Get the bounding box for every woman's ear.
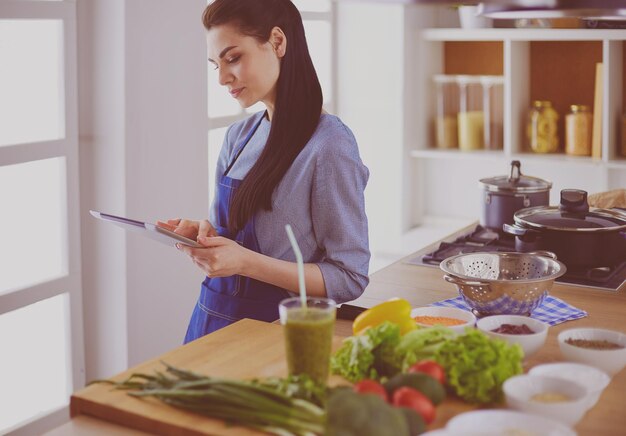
[269,26,287,58]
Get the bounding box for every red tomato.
[392,386,436,424]
[353,379,388,402]
[408,360,446,385]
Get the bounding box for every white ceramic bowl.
[558,328,626,377]
[503,374,590,426]
[529,362,611,408]
[476,314,549,358]
[446,410,575,436]
[410,306,476,334]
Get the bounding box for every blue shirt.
[210,111,370,303]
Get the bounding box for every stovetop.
[407,225,626,292]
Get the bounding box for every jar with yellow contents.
[565,104,592,156]
[457,75,484,151]
[528,100,559,153]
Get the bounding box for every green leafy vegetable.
[396,326,456,371]
[331,323,524,405]
[434,329,524,404]
[330,321,401,382]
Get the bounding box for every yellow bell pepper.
[352,298,416,335]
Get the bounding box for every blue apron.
[184,114,291,343]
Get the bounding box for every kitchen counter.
[62,224,626,435]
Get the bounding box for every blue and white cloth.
[431,295,587,326]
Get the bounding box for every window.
[0,2,84,434]
[206,0,336,206]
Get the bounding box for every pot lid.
[514,189,626,232]
[479,160,552,193]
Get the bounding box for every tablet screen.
[90,210,202,248]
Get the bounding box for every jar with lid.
[528,100,559,153]
[481,75,504,150]
[457,75,484,151]
[565,104,592,156]
[433,75,459,149]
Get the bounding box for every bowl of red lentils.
[558,328,626,377]
[410,306,476,334]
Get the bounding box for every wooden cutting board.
[71,319,346,436]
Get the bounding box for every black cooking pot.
[479,161,552,231]
[503,189,626,269]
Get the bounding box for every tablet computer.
[89,210,202,248]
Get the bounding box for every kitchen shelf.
[510,152,607,166]
[410,148,505,160]
[403,12,626,229]
[410,148,612,166]
[423,28,626,42]
[607,159,626,169]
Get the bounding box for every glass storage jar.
[433,75,459,149]
[528,100,559,153]
[481,76,504,150]
[565,104,592,156]
[457,75,484,151]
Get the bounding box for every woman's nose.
[218,67,232,86]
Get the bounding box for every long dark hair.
[203,0,323,234]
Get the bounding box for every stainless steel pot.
[479,161,552,231]
[504,189,626,268]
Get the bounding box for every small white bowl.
[410,306,476,334]
[503,374,591,426]
[476,315,549,358]
[446,409,575,436]
[558,328,626,377]
[529,362,611,408]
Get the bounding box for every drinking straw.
[285,224,307,308]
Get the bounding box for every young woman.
[159,0,370,343]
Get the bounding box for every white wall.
[123,0,208,367]
[78,0,208,380]
[336,3,474,271]
[78,0,128,380]
[336,2,405,262]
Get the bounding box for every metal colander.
[440,251,567,316]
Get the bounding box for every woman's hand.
[178,235,252,277]
[156,219,217,241]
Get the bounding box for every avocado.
[398,407,426,435]
[383,372,446,405]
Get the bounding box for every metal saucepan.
[479,160,552,231]
[503,189,626,269]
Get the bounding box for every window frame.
[0,1,85,433]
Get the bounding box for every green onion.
[93,362,326,436]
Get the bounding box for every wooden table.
[64,225,626,435]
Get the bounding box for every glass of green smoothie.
[279,297,337,384]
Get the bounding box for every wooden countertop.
[61,225,626,435]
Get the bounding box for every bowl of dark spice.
[558,328,626,377]
[477,315,549,358]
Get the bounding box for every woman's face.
[206,24,282,110]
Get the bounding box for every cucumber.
[383,373,446,405]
